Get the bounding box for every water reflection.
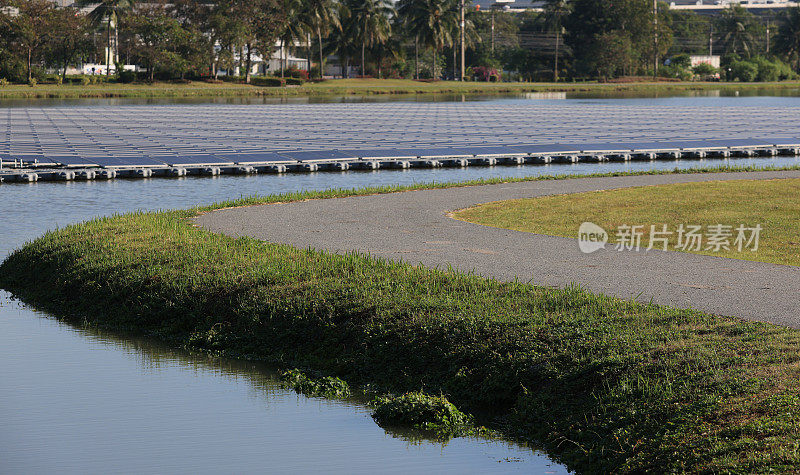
[0,292,565,474]
[2,87,799,108]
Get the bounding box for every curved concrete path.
[196,171,800,328]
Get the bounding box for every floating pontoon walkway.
[2,138,800,183]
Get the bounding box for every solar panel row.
[3,103,800,168]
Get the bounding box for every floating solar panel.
[457,145,522,156]
[161,155,234,167]
[45,155,101,167]
[2,103,800,173]
[347,149,423,159]
[12,154,57,165]
[767,137,800,147]
[411,147,474,158]
[228,152,296,164]
[91,156,169,168]
[278,150,358,161]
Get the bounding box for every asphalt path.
[195,171,800,327]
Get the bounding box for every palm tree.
[419,0,457,80]
[329,2,359,77]
[76,0,137,76]
[717,5,761,58]
[447,2,479,79]
[398,0,456,79]
[348,0,393,76]
[303,0,340,79]
[278,0,308,77]
[396,0,426,79]
[542,0,571,82]
[776,7,800,71]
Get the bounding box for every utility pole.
[766,24,770,54]
[491,7,495,55]
[460,0,465,81]
[709,30,713,56]
[653,0,658,79]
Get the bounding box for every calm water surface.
[2,93,799,474]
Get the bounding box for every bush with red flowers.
[472,66,501,82]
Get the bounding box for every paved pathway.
[196,171,800,328]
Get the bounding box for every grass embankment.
[3,168,800,472]
[455,178,800,267]
[2,78,800,99]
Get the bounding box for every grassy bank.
[455,178,800,267]
[2,78,800,99]
[3,167,800,472]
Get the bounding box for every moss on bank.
[3,167,800,472]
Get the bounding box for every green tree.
[669,10,712,55]
[123,5,188,81]
[248,0,285,81]
[566,0,671,77]
[418,0,458,79]
[75,0,138,76]
[396,0,427,79]
[327,2,358,77]
[168,0,217,76]
[717,5,763,59]
[347,0,393,76]
[592,30,634,79]
[47,7,93,80]
[303,0,341,79]
[278,0,309,77]
[775,7,800,71]
[542,0,571,81]
[0,0,56,82]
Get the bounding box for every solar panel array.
[1,102,799,168]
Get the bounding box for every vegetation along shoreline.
[2,79,800,100]
[3,166,800,472]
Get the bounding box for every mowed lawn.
[455,178,800,266]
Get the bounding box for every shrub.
[659,64,692,81]
[730,61,758,82]
[285,77,304,86]
[219,75,244,83]
[118,70,136,83]
[0,78,8,87]
[282,65,309,80]
[28,77,37,87]
[472,66,501,82]
[372,392,474,435]
[751,56,797,81]
[250,76,285,87]
[669,53,692,69]
[81,75,91,85]
[279,369,351,398]
[692,62,718,77]
[753,56,780,82]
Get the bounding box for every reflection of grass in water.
[6,170,800,472]
[13,296,494,449]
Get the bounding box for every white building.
[226,41,310,76]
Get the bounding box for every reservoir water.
[3,92,800,474]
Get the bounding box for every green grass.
[2,78,800,99]
[454,178,800,267]
[3,167,800,472]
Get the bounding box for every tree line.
[1,0,800,84]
